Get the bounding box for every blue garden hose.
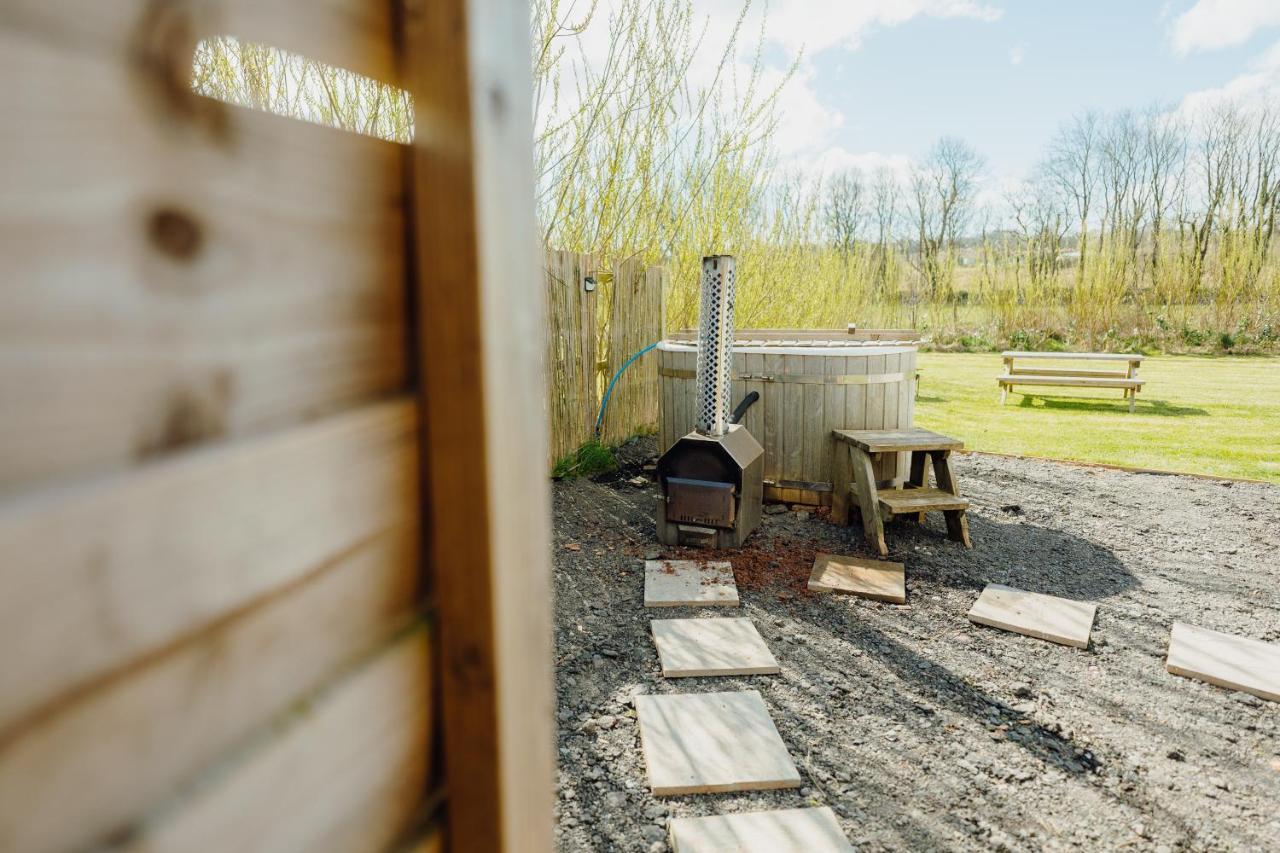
[595,341,660,438]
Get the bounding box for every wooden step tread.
[998,374,1144,388]
[877,487,969,514]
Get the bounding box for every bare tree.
[1044,112,1099,290]
[1218,105,1280,304]
[908,137,985,298]
[1179,103,1240,298]
[825,170,867,263]
[1096,110,1155,290]
[1007,174,1071,289]
[871,167,900,294]
[1143,106,1187,289]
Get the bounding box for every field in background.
[913,353,1279,483]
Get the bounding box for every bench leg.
[907,450,931,523]
[930,450,972,549]
[943,510,971,548]
[1000,385,1007,405]
[1128,389,1136,414]
[851,448,887,556]
[832,443,852,526]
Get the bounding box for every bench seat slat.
[997,374,1144,388]
[1001,351,1144,362]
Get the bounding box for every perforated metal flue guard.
[694,255,736,436]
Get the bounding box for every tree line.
[817,104,1278,349]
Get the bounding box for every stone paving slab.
[644,560,739,607]
[635,690,800,795]
[651,618,779,677]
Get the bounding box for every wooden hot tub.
[657,329,920,506]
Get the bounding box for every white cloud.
[539,0,1006,188]
[1009,44,1026,65]
[750,0,1003,57]
[770,67,845,157]
[1171,0,1280,55]
[1177,37,1280,115]
[737,0,1003,165]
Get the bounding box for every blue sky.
[725,0,1280,182]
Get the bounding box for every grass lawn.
[913,352,1280,484]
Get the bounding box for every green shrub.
[552,440,618,479]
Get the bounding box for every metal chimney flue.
[694,255,736,436]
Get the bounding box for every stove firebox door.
[665,477,736,528]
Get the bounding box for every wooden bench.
[998,351,1145,413]
[831,428,971,556]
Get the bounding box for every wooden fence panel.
[2,0,554,849]
[600,261,665,447]
[545,251,598,465]
[546,253,664,461]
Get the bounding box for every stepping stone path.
[808,552,906,603]
[644,560,739,607]
[619,540,1271,846]
[633,558,855,848]
[1166,622,1280,702]
[669,806,855,853]
[967,583,1098,648]
[651,618,780,677]
[635,690,801,795]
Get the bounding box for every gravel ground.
[552,437,1280,852]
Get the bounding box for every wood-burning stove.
[655,256,763,548]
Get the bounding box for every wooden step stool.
[831,428,971,556]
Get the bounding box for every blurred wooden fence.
[1,2,552,851]
[545,251,665,465]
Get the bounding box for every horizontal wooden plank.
[0,399,418,734]
[114,629,434,853]
[877,487,970,514]
[1002,351,1143,361]
[832,428,963,453]
[0,25,407,494]
[0,523,420,853]
[218,0,400,85]
[997,375,1144,388]
[1,0,397,85]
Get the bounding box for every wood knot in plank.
[135,372,233,459]
[148,207,203,260]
